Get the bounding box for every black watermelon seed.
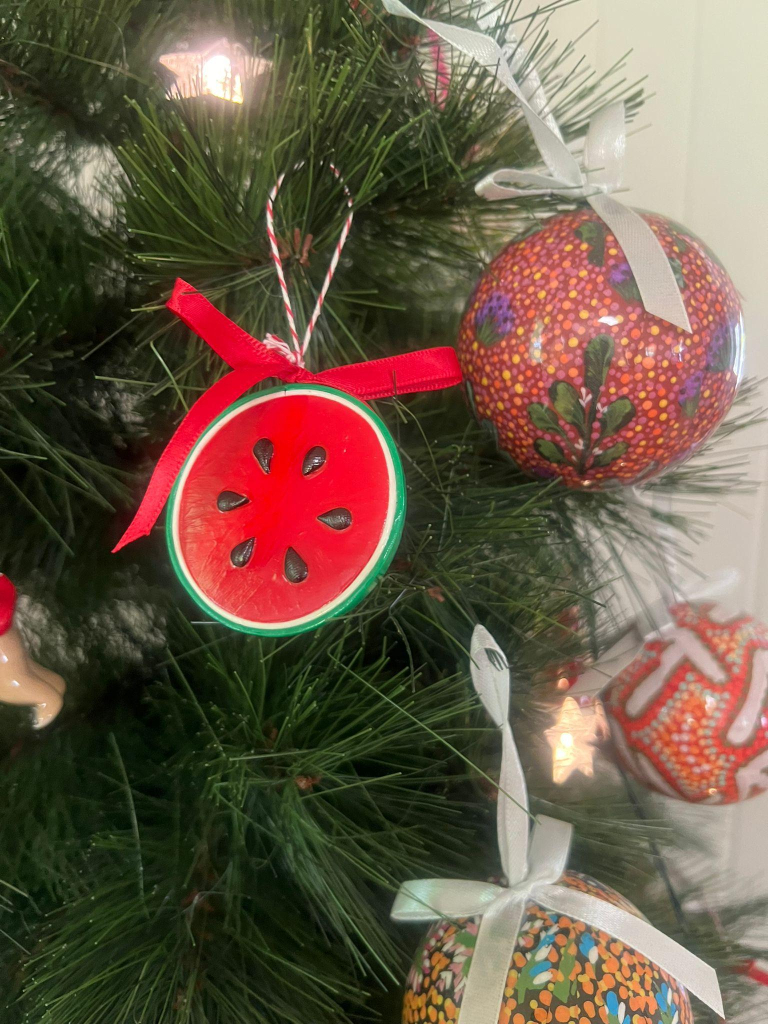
[230,538,255,568]
[302,446,326,476]
[253,438,274,474]
[217,490,249,512]
[317,508,352,531]
[284,547,308,583]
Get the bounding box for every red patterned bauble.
[402,871,693,1024]
[457,209,743,487]
[604,603,768,804]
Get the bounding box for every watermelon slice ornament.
[167,385,405,635]
[114,164,462,635]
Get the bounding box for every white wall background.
[513,0,768,998]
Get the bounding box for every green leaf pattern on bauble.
[574,220,607,266]
[534,438,566,464]
[528,332,636,475]
[550,380,586,432]
[599,396,635,438]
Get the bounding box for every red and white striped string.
[265,161,354,367]
[744,959,768,987]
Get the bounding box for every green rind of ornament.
[166,384,407,637]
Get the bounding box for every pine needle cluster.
[0,1,764,1021]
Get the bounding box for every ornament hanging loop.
[380,0,691,333]
[265,161,354,367]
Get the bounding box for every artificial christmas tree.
[0,1,765,1022]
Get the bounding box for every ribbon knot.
[261,333,304,366]
[390,625,723,1024]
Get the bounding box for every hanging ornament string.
[391,625,724,1024]
[264,162,354,366]
[380,0,691,332]
[113,163,463,553]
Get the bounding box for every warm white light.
[159,38,270,104]
[202,54,243,103]
[545,696,608,785]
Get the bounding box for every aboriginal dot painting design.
[457,209,744,488]
[402,871,692,1024]
[604,602,768,804]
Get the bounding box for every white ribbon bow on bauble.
[381,0,691,333]
[390,625,723,1024]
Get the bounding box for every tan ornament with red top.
[0,575,65,729]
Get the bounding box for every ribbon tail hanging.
[167,279,277,368]
[533,883,725,1017]
[112,366,271,552]
[469,626,529,884]
[458,895,527,1024]
[588,194,692,332]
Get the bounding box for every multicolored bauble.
[604,603,768,804]
[403,871,692,1024]
[458,209,743,488]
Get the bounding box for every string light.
[159,39,271,104]
[545,696,609,784]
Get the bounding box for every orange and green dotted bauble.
[604,602,768,804]
[402,871,693,1024]
[457,208,744,487]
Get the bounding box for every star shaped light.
[545,696,608,784]
[159,39,271,104]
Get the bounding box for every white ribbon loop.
[469,625,528,885]
[391,624,724,1021]
[381,0,691,333]
[392,878,504,922]
[584,100,625,192]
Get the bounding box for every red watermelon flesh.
[168,386,404,634]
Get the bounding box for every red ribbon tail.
[113,367,268,552]
[167,280,273,368]
[315,347,463,400]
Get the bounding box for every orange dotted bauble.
[604,603,768,805]
[402,871,693,1024]
[457,208,744,487]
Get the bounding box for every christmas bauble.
[167,384,405,635]
[458,209,743,487]
[604,603,768,804]
[403,871,692,1024]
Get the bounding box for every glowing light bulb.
[202,53,243,103]
[159,38,270,103]
[545,696,608,784]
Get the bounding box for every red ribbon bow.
[113,279,463,552]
